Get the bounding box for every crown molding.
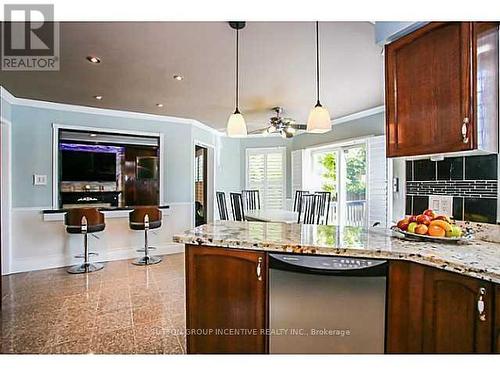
[332,105,385,126]
[1,86,384,138]
[0,85,224,136]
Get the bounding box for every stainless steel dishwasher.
[269,253,387,354]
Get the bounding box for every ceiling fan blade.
[292,124,307,130]
[248,127,271,135]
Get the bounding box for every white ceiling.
[0,22,384,131]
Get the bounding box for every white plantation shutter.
[246,148,286,209]
[291,150,304,193]
[367,136,388,227]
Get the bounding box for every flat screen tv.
[61,150,117,182]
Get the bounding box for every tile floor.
[1,253,186,354]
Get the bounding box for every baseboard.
[8,242,184,274]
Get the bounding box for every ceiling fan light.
[227,111,247,137]
[286,126,296,134]
[307,103,331,133]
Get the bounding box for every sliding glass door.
[309,143,367,226]
[310,150,340,224]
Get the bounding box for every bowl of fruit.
[392,209,470,243]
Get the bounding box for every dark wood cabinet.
[185,245,268,354]
[386,261,425,353]
[385,22,498,157]
[422,265,492,353]
[495,284,500,353]
[387,261,493,353]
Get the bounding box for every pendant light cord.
[315,21,320,106]
[235,28,240,113]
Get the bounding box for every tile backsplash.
[405,155,498,223]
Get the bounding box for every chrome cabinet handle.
[461,117,469,144]
[256,257,263,281]
[477,287,486,322]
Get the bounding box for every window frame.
[245,147,287,210]
[305,139,369,227]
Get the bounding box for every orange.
[428,225,445,237]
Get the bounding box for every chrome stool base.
[132,256,162,266]
[67,262,104,274]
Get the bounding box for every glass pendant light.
[227,22,247,137]
[307,21,331,133]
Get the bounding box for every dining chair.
[230,192,246,221]
[293,190,310,212]
[315,191,332,224]
[216,191,229,220]
[242,189,261,210]
[297,194,320,224]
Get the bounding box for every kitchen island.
[174,221,500,354]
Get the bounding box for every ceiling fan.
[250,107,307,138]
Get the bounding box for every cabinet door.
[422,267,492,353]
[385,22,472,157]
[495,284,500,353]
[185,245,267,354]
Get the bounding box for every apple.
[407,222,418,233]
[446,225,462,238]
[397,218,410,231]
[408,215,417,223]
[416,214,431,226]
[423,209,435,219]
[415,224,429,235]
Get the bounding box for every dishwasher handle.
[269,254,388,277]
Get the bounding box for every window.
[304,136,387,227]
[57,128,160,209]
[246,147,286,209]
[309,145,367,226]
[195,151,204,183]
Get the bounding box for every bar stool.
[65,208,105,274]
[129,206,162,266]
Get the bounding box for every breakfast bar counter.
[174,220,500,284]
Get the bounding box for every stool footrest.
[74,252,99,259]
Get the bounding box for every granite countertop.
[173,220,500,284]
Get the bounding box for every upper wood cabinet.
[385,22,499,157]
[185,245,268,354]
[387,261,493,353]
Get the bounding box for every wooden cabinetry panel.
[387,261,493,353]
[385,22,498,157]
[495,284,500,353]
[386,23,471,157]
[422,267,492,353]
[386,261,425,353]
[185,245,267,354]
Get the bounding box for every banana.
[430,219,452,233]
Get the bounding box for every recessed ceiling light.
[86,56,101,64]
[156,103,164,108]
[173,75,184,81]
[89,133,97,137]
[94,95,103,100]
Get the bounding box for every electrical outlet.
[428,195,453,217]
[33,174,47,186]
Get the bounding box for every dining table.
[245,209,298,224]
